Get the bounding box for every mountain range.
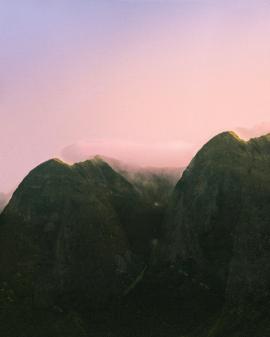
[1,132,270,337]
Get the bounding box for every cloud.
[60,139,195,167]
[235,122,270,140]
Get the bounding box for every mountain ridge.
[163,131,270,336]
[1,132,270,336]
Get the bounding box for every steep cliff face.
[0,157,144,308]
[164,132,270,310]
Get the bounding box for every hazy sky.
[1,0,270,192]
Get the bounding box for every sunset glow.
[1,0,270,191]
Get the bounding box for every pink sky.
[1,1,270,192]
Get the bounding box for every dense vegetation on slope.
[0,156,184,337]
[163,131,270,336]
[0,158,148,310]
[1,133,270,337]
[101,156,182,206]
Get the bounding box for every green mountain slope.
[0,157,146,311]
[2,132,270,337]
[163,131,270,336]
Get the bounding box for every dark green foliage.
[0,156,184,337]
[163,131,270,336]
[0,157,146,311]
[2,132,270,337]
[95,156,182,206]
